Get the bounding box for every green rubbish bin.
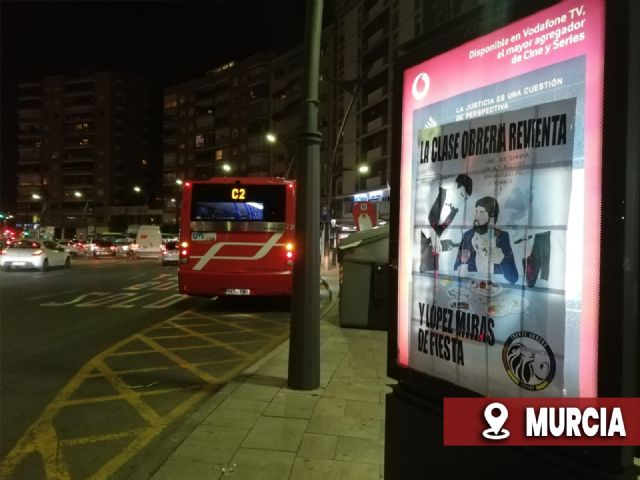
[338,225,389,330]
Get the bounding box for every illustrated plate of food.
[446,288,472,301]
[468,279,504,297]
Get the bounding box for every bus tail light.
[180,241,189,264]
[285,242,294,266]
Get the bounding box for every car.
[58,239,84,257]
[132,225,163,259]
[1,240,71,271]
[161,241,179,266]
[113,237,134,256]
[92,240,117,257]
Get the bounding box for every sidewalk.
[143,267,394,480]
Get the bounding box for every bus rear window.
[191,184,286,222]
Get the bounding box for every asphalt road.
[0,255,293,479]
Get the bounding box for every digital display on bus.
[396,0,605,398]
[191,184,286,222]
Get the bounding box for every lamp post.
[266,133,296,178]
[323,77,366,268]
[133,186,150,224]
[288,0,323,391]
[174,179,184,227]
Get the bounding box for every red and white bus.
[178,177,296,297]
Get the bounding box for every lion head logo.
[502,331,555,391]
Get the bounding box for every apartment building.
[161,0,482,228]
[322,0,484,227]
[162,54,278,226]
[16,71,155,237]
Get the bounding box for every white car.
[1,240,71,271]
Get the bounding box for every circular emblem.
[411,72,430,100]
[502,331,555,391]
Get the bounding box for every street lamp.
[74,191,83,198]
[31,193,41,200]
[131,186,150,224]
[358,164,370,174]
[222,164,232,173]
[323,76,367,268]
[266,133,296,178]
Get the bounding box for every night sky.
[1,0,317,210]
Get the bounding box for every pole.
[289,0,323,390]
[323,81,362,268]
[285,153,296,179]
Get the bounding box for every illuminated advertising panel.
[396,0,605,397]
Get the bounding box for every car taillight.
[1,249,7,255]
[32,249,43,256]
[110,246,116,251]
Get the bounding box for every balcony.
[17,173,42,186]
[365,146,384,162]
[18,145,42,155]
[365,0,384,24]
[215,127,231,141]
[163,153,176,167]
[366,117,384,133]
[64,143,94,151]
[366,57,387,77]
[366,175,385,190]
[366,87,386,105]
[64,104,95,113]
[18,95,42,103]
[196,116,214,129]
[366,29,388,50]
[64,85,95,97]
[195,96,214,107]
[18,131,41,140]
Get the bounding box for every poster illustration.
[396,0,605,398]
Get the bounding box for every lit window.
[215,149,223,161]
[195,135,205,147]
[80,138,89,145]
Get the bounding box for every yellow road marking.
[1,306,289,480]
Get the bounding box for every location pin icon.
[482,402,510,440]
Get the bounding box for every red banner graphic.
[444,398,640,446]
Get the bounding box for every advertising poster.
[397,1,604,398]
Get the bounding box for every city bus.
[178,177,296,297]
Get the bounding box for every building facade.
[16,71,155,237]
[161,0,483,229]
[162,54,277,226]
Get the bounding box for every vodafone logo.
[411,72,430,100]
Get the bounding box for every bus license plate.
[226,289,251,296]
